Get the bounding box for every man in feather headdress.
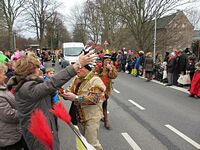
[94,50,118,129]
[61,47,106,150]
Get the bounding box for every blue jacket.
[44,76,59,103]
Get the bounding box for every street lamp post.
[153,4,157,63]
[13,31,17,50]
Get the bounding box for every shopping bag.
[163,70,167,79]
[182,74,191,85]
[178,75,184,85]
[177,74,191,85]
[131,68,137,76]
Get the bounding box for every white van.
[61,42,84,67]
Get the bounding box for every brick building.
[156,10,194,51]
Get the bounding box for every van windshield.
[63,47,83,56]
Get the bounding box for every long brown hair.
[15,56,40,77]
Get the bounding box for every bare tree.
[25,0,60,49]
[0,0,26,50]
[95,0,123,46]
[114,0,197,51]
[71,0,123,47]
[66,4,88,43]
[185,9,200,30]
[72,23,88,43]
[45,12,71,49]
[82,0,102,43]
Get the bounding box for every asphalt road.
[45,62,200,150]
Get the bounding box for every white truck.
[61,42,84,68]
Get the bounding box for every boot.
[103,111,111,130]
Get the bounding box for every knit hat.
[103,54,111,59]
[82,46,96,71]
[103,49,111,59]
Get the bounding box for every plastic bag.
[177,74,191,85]
[131,68,137,76]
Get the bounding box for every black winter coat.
[167,58,176,73]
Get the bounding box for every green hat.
[0,52,9,63]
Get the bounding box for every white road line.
[151,79,165,86]
[165,124,200,149]
[113,88,120,94]
[169,86,189,94]
[121,133,142,150]
[128,100,145,110]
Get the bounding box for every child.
[44,68,60,103]
[189,62,200,98]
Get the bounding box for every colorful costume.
[67,71,106,150]
[190,70,200,97]
[95,54,118,129]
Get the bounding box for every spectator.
[154,52,163,81]
[164,51,170,63]
[7,51,96,150]
[166,52,177,86]
[144,52,154,81]
[189,62,200,98]
[187,55,196,82]
[0,63,28,150]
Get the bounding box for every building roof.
[157,13,176,29]
[193,30,200,41]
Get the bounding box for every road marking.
[114,88,120,94]
[121,133,142,150]
[165,124,200,149]
[169,86,189,94]
[151,79,165,86]
[128,100,145,110]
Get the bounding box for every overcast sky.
[17,0,200,38]
[58,0,86,15]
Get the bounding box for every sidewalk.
[139,76,190,94]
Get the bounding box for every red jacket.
[190,71,200,97]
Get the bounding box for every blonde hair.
[45,68,55,73]
[0,63,8,74]
[14,56,40,76]
[27,51,37,58]
[146,52,152,57]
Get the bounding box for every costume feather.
[50,102,96,150]
[49,101,71,125]
[28,109,53,150]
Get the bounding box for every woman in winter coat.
[0,63,27,150]
[8,52,95,150]
[143,52,154,81]
[186,55,196,82]
[166,52,177,86]
[189,62,200,98]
